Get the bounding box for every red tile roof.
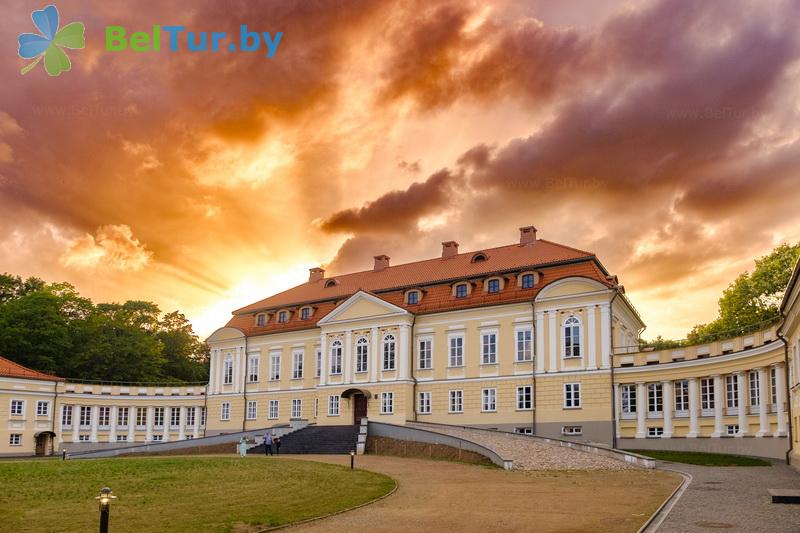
[227,238,616,336]
[0,356,62,382]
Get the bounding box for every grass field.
[627,449,771,466]
[0,456,395,532]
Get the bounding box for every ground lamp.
[350,450,355,470]
[95,487,117,533]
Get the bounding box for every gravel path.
[410,424,634,471]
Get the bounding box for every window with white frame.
[116,435,128,442]
[80,406,91,427]
[151,435,163,442]
[516,328,533,362]
[78,435,91,442]
[521,273,535,289]
[486,278,500,293]
[356,337,369,373]
[328,395,340,416]
[674,380,689,414]
[300,307,312,320]
[515,427,534,435]
[647,427,664,437]
[98,406,110,427]
[315,347,321,377]
[117,407,129,427]
[330,340,343,375]
[647,383,663,415]
[770,367,777,405]
[153,407,164,427]
[726,424,739,435]
[449,390,463,413]
[61,405,73,426]
[201,407,207,426]
[136,407,147,427]
[455,283,468,298]
[449,335,464,367]
[277,310,288,323]
[256,314,266,326]
[749,371,760,407]
[170,407,180,427]
[186,407,195,427]
[407,290,420,304]
[562,426,583,436]
[725,375,738,408]
[268,400,279,419]
[10,399,23,416]
[248,354,260,382]
[220,402,230,421]
[223,356,233,385]
[291,399,302,419]
[380,392,394,414]
[482,388,497,412]
[415,391,430,414]
[517,385,532,410]
[36,401,49,416]
[9,434,21,446]
[563,316,581,357]
[701,378,715,411]
[246,400,257,420]
[292,350,304,379]
[418,338,432,369]
[481,331,497,364]
[621,384,637,415]
[383,334,396,370]
[564,383,581,408]
[270,351,281,381]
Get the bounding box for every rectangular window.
[482,388,497,412]
[151,435,163,442]
[117,407,129,427]
[291,399,302,419]
[153,407,164,427]
[562,426,583,436]
[481,332,497,364]
[564,318,581,358]
[277,311,288,323]
[515,427,533,435]
[380,392,394,414]
[36,401,49,416]
[316,348,321,378]
[648,383,663,414]
[356,339,369,373]
[621,384,637,414]
[61,405,73,427]
[449,335,464,367]
[674,380,689,413]
[517,386,533,410]
[455,284,468,298]
[770,367,777,405]
[246,400,257,420]
[418,392,431,414]
[223,357,233,384]
[78,434,91,442]
[116,435,128,442]
[301,307,311,320]
[171,408,181,427]
[516,328,533,362]
[701,378,715,411]
[10,400,24,416]
[270,351,281,381]
[487,279,500,293]
[330,342,343,375]
[749,371,760,407]
[726,375,738,408]
[726,424,739,436]
[136,407,147,427]
[9,434,21,446]
[448,390,463,413]
[80,406,91,427]
[292,350,304,379]
[97,407,110,427]
[186,407,195,427]
[418,338,432,369]
[248,355,260,382]
[647,427,664,437]
[201,407,207,426]
[220,402,230,421]
[407,291,419,304]
[521,274,535,289]
[564,383,581,408]
[268,400,279,420]
[383,335,396,370]
[328,395,340,416]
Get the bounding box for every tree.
[157,311,209,382]
[0,273,45,303]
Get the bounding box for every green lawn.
[626,449,771,466]
[0,456,395,532]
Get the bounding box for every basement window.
[562,426,583,436]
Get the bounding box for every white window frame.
[136,407,147,427]
[185,408,195,427]
[418,337,432,370]
[329,340,343,375]
[169,407,180,428]
[246,400,257,420]
[382,334,396,371]
[117,407,129,427]
[701,378,715,414]
[291,399,302,419]
[481,388,497,412]
[564,382,581,408]
[647,383,663,418]
[61,405,73,427]
[726,424,739,436]
[515,327,533,362]
[481,330,498,365]
[355,337,369,373]
[418,391,431,414]
[78,435,91,442]
[674,380,689,416]
[269,351,281,381]
[516,385,532,410]
[247,354,260,383]
[268,400,279,420]
[749,371,760,410]
[220,402,231,421]
[448,334,464,367]
[223,356,233,385]
[36,400,50,417]
[98,406,110,427]
[380,392,394,414]
[153,407,164,427]
[328,395,340,416]
[315,347,321,378]
[9,434,22,446]
[80,406,91,427]
[116,435,128,442]
[647,427,664,437]
[562,425,583,436]
[563,316,581,358]
[10,399,24,416]
[448,390,464,413]
[150,435,163,442]
[621,384,637,418]
[725,375,738,412]
[292,349,304,379]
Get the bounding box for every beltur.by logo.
[106,25,283,58]
[17,4,85,76]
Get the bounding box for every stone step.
[768,489,800,504]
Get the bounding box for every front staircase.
[249,425,359,455]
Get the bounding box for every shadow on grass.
[625,449,771,466]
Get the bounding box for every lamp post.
[96,487,116,533]
[62,448,67,461]
[350,450,355,470]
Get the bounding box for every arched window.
[356,336,369,373]
[563,316,581,358]
[406,290,421,305]
[330,340,343,375]
[382,334,396,370]
[471,252,488,263]
[277,310,288,323]
[300,307,312,320]
[324,279,338,288]
[256,314,266,326]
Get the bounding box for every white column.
[756,367,769,437]
[128,405,136,442]
[712,375,724,437]
[209,350,217,394]
[179,406,186,440]
[587,306,597,370]
[548,312,557,372]
[600,304,611,368]
[146,406,154,442]
[163,407,171,442]
[688,378,699,437]
[344,329,352,384]
[319,333,327,386]
[89,405,99,442]
[635,382,646,438]
[72,405,80,442]
[57,404,65,444]
[613,382,621,438]
[109,406,117,442]
[662,380,673,438]
[775,363,787,436]
[736,372,748,436]
[192,406,200,439]
[370,328,379,382]
[535,312,545,373]
[399,324,410,380]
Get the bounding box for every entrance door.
[353,394,368,425]
[35,433,50,456]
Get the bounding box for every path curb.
[638,465,693,533]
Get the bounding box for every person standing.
[238,436,248,457]
[263,432,273,456]
[275,435,282,455]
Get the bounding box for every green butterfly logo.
[18,5,85,76]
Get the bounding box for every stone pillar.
[548,312,557,372]
[613,382,621,438]
[535,312,545,373]
[109,406,118,442]
[146,406,154,442]
[712,375,724,437]
[600,303,611,368]
[192,406,200,439]
[179,406,186,440]
[344,329,352,384]
[90,405,99,443]
[209,350,217,394]
[370,327,379,382]
[399,324,410,380]
[736,372,748,436]
[57,404,65,444]
[688,378,699,437]
[775,363,787,436]
[587,306,597,370]
[662,380,673,438]
[319,333,327,386]
[72,405,80,442]
[128,405,136,442]
[756,367,769,437]
[635,382,646,438]
[163,407,171,442]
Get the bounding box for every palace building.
[2,226,798,466]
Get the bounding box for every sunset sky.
[1,0,799,340]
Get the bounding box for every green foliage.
[0,273,208,383]
[639,336,686,351]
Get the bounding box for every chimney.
[373,255,390,271]
[519,226,538,245]
[441,241,459,259]
[309,267,325,282]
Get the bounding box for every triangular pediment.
[317,291,410,325]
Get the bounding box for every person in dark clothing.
[263,432,273,456]
[274,435,281,455]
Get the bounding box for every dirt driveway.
[284,455,681,533]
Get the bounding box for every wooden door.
[353,394,367,425]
